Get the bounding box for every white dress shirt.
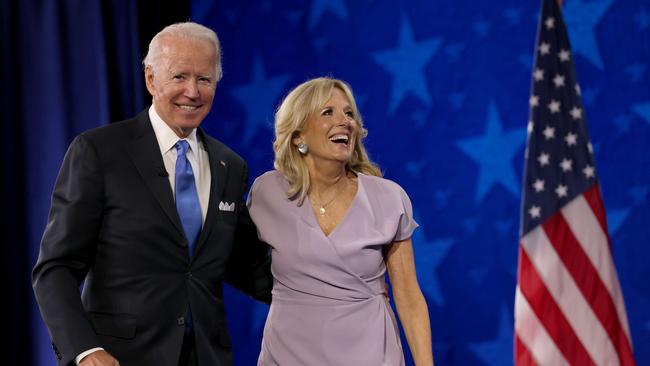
[148,105,211,223]
[75,106,212,364]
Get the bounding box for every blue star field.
[193,0,650,364]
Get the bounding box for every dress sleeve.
[393,186,419,242]
[245,173,275,248]
[246,175,258,209]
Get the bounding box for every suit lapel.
[126,112,185,238]
[194,130,228,255]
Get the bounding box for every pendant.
[319,207,326,215]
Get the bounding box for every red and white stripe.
[515,185,635,366]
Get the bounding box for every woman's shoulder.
[249,170,297,215]
[252,170,290,194]
[358,173,407,196]
[254,169,281,182]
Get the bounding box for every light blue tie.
[175,140,202,257]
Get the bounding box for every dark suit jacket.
[32,110,271,366]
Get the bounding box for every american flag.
[514,1,636,365]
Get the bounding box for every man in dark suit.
[32,22,271,366]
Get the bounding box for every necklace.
[309,178,348,216]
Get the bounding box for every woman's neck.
[307,161,349,196]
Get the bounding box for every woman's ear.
[291,132,303,146]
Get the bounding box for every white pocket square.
[218,201,235,212]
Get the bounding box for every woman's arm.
[386,238,434,365]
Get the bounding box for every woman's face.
[295,88,358,166]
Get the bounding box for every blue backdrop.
[13,0,648,365]
[190,0,650,365]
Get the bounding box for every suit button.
[177,316,185,326]
[185,272,193,279]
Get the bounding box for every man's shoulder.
[80,111,146,141]
[201,132,246,167]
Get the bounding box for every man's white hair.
[143,22,222,81]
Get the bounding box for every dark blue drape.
[20,3,115,364]
[1,1,30,363]
[1,1,187,364]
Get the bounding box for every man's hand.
[79,350,120,366]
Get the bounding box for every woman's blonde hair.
[273,77,381,203]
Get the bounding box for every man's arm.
[226,205,272,303]
[77,349,120,366]
[32,135,105,365]
[224,165,272,303]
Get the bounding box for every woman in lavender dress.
[248,77,434,365]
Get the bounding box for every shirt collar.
[148,105,200,155]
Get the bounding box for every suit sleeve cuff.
[75,347,104,365]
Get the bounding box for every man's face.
[145,36,217,137]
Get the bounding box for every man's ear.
[144,66,155,96]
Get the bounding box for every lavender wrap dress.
[248,170,418,366]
